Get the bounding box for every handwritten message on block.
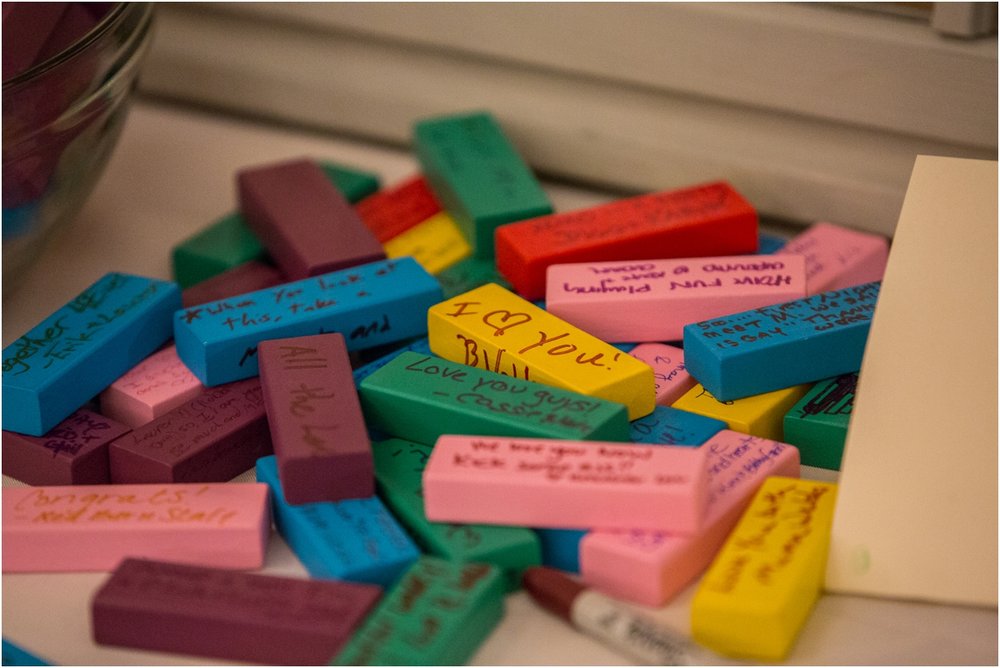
[2,409,130,486]
[360,352,630,445]
[100,345,204,428]
[2,272,180,436]
[383,211,471,275]
[93,558,381,665]
[628,406,726,446]
[259,333,372,504]
[546,255,806,342]
[423,435,711,532]
[581,431,801,606]
[495,181,759,300]
[628,343,697,406]
[427,283,655,420]
[173,257,442,386]
[356,174,442,243]
[332,556,506,666]
[2,482,270,572]
[682,282,880,401]
[783,373,856,470]
[778,221,889,295]
[672,383,811,441]
[691,477,837,661]
[256,455,419,588]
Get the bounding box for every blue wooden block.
[629,406,726,446]
[757,232,787,254]
[683,282,880,401]
[2,273,180,436]
[534,528,587,573]
[2,638,50,666]
[611,342,637,354]
[352,338,432,387]
[255,455,420,588]
[174,257,443,386]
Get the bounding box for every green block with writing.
[414,111,553,258]
[331,556,505,666]
[373,438,541,591]
[436,257,512,300]
[359,352,630,445]
[782,373,856,470]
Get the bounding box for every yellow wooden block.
[691,476,838,661]
[427,283,655,419]
[383,211,472,275]
[671,382,810,440]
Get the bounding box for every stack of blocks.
[1,109,891,665]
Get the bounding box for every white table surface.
[2,101,997,666]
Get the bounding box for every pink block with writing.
[778,222,889,295]
[579,431,800,606]
[423,435,710,532]
[100,345,205,428]
[545,255,807,342]
[2,482,270,572]
[258,333,373,505]
[629,343,695,406]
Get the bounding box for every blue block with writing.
[683,282,880,401]
[353,338,432,387]
[535,528,587,573]
[256,455,419,588]
[174,257,443,386]
[2,273,180,436]
[2,637,50,665]
[629,406,726,446]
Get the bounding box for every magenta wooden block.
[238,158,386,280]
[100,345,204,428]
[258,333,374,505]
[1,409,130,486]
[628,343,696,406]
[778,221,889,295]
[3,482,270,572]
[423,435,711,532]
[181,260,286,308]
[545,255,807,342]
[92,558,381,665]
[108,378,272,484]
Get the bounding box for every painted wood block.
[691,477,837,661]
[258,333,373,504]
[423,435,711,532]
[672,383,810,441]
[436,256,512,300]
[319,162,381,203]
[413,110,553,258]
[92,557,381,665]
[2,482,270,572]
[682,282,880,401]
[757,232,787,254]
[629,406,726,446]
[535,528,588,574]
[628,343,697,406]
[2,638,50,666]
[546,255,806,342]
[427,283,655,420]
[360,352,630,445]
[100,345,204,428]
[495,181,758,300]
[581,431,800,606]
[383,211,472,275]
[331,556,506,666]
[355,174,442,242]
[256,455,419,588]
[778,221,889,295]
[173,257,442,386]
[2,272,180,436]
[352,338,432,387]
[783,373,856,470]
[181,260,285,308]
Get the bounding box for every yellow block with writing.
[383,212,471,275]
[672,382,810,441]
[427,283,655,419]
[691,476,838,661]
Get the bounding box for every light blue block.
[174,257,443,386]
[611,342,637,354]
[2,638,50,665]
[757,232,787,254]
[683,282,880,401]
[256,455,420,588]
[352,338,432,387]
[2,273,180,436]
[535,528,587,573]
[629,406,726,445]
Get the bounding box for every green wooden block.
[331,556,505,666]
[359,352,630,445]
[320,162,381,203]
[373,438,541,591]
[436,257,511,300]
[783,372,856,470]
[413,111,553,259]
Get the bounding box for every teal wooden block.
[783,373,856,470]
[436,257,511,300]
[629,405,726,446]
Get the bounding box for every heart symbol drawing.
[482,310,532,337]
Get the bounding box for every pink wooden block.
[100,345,205,428]
[2,482,271,572]
[579,431,800,606]
[423,435,710,532]
[629,343,695,406]
[545,255,807,342]
[778,221,889,295]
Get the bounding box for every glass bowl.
[2,3,155,292]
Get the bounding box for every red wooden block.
[355,174,442,243]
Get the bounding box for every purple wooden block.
[181,260,286,308]
[92,557,382,665]
[237,158,386,280]
[108,378,272,483]
[1,408,130,485]
[258,333,374,504]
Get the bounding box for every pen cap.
[522,566,586,621]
